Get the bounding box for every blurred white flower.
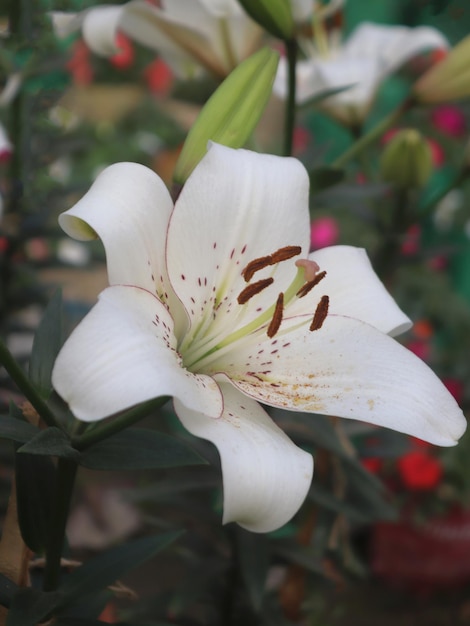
[274,20,449,126]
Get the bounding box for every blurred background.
[1,0,470,624]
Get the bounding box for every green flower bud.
[380,129,433,189]
[173,47,279,185]
[237,0,294,41]
[413,35,470,104]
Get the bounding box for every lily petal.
[119,0,232,78]
[167,143,310,337]
[214,315,466,447]
[52,286,223,421]
[345,23,449,75]
[58,162,186,329]
[82,6,123,57]
[288,246,411,337]
[174,382,313,532]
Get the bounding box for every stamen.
[267,293,284,338]
[237,278,274,305]
[270,246,302,263]
[309,295,329,331]
[296,271,327,298]
[241,255,272,282]
[242,246,302,282]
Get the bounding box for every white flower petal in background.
[82,5,123,57]
[274,19,448,125]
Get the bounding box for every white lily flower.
[274,21,449,126]
[51,1,262,80]
[52,143,465,533]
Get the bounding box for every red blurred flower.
[401,224,421,256]
[443,377,464,404]
[67,39,93,85]
[110,32,134,70]
[292,126,311,156]
[397,450,443,491]
[431,104,467,137]
[310,216,339,250]
[144,58,173,96]
[362,457,383,474]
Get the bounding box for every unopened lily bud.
[237,0,294,40]
[173,47,279,185]
[380,129,433,189]
[413,34,470,104]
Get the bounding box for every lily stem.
[43,458,77,592]
[331,97,415,170]
[0,338,58,428]
[72,396,170,451]
[283,38,298,157]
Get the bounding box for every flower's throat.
[182,246,329,372]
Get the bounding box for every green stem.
[43,458,77,592]
[374,188,410,279]
[73,396,170,451]
[0,338,58,428]
[331,97,414,170]
[283,38,298,157]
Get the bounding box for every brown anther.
[271,245,302,264]
[237,277,274,304]
[309,295,329,331]
[296,271,327,298]
[241,255,273,282]
[267,293,284,338]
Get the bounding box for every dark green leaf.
[79,428,206,470]
[59,532,183,606]
[17,427,80,461]
[309,166,345,194]
[15,450,56,553]
[236,527,268,612]
[29,290,64,398]
[0,415,40,443]
[272,539,324,575]
[6,587,61,626]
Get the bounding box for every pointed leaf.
[17,427,80,461]
[29,290,64,398]
[15,450,56,553]
[79,428,206,470]
[59,531,183,606]
[0,415,40,443]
